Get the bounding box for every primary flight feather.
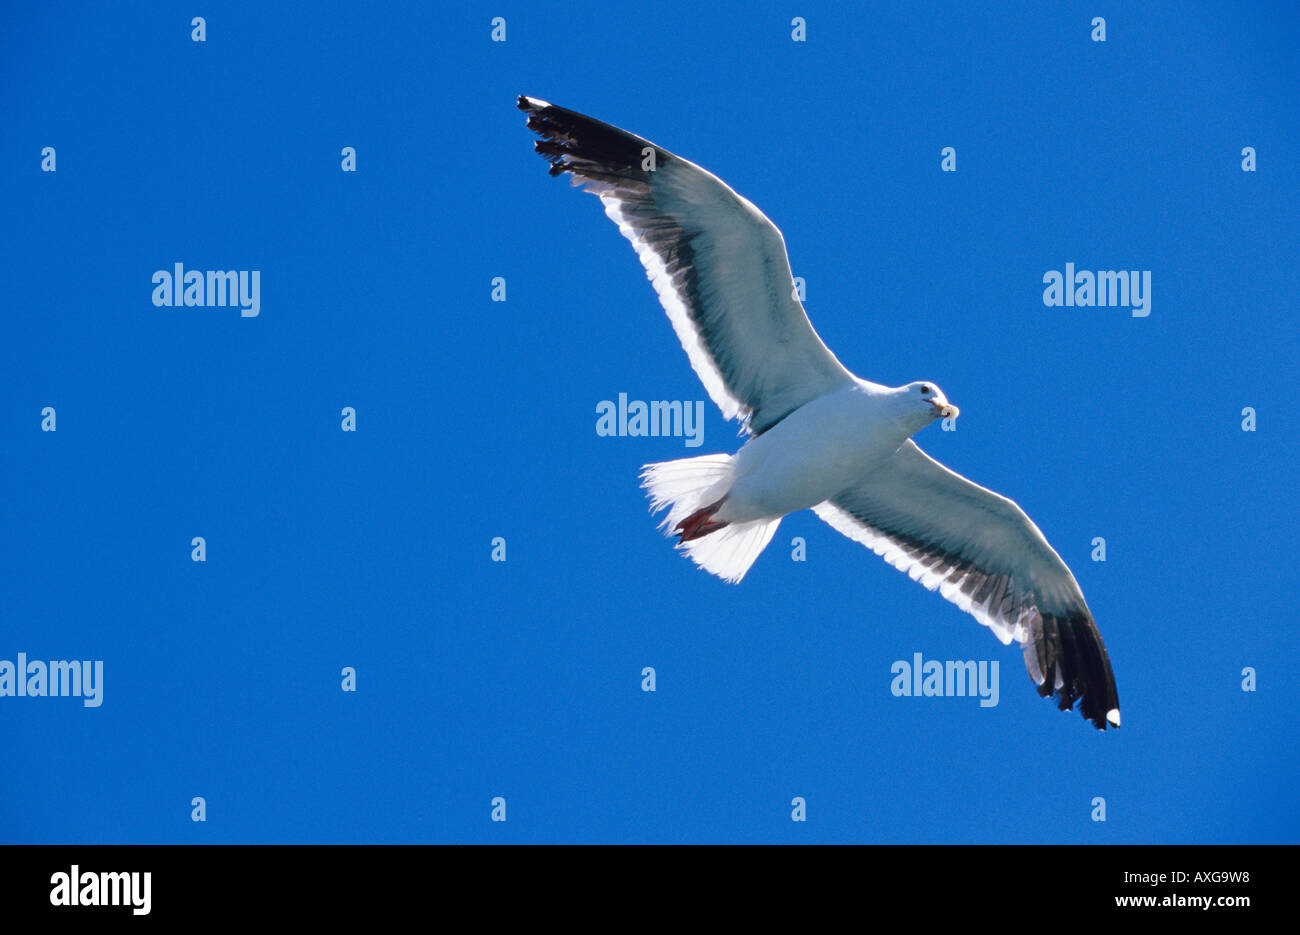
[518,95,1120,731]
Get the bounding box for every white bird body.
[723,382,911,524]
[519,95,1121,730]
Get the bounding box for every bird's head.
[895,381,959,433]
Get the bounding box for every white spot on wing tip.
[1107,708,1121,727]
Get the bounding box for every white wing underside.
[812,441,1079,648]
[814,440,1120,728]
[520,95,854,436]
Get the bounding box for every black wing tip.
[516,95,667,183]
[1032,611,1121,731]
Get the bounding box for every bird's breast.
[722,389,904,522]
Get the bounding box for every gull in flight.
[518,96,1120,730]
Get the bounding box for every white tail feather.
[639,454,780,584]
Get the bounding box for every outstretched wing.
[518,95,856,436]
[814,440,1121,730]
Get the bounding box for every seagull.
[518,95,1121,731]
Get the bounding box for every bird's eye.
[920,384,931,395]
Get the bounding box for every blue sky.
[2,1,1296,843]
